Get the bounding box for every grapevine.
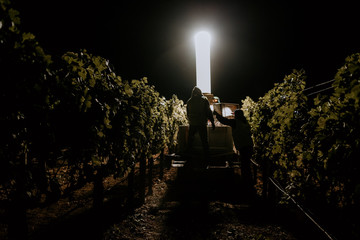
[0,1,187,238]
[243,56,360,210]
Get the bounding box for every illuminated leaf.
[317,117,326,129]
[8,8,20,25]
[85,100,91,109]
[79,69,87,81]
[124,84,133,97]
[131,106,139,111]
[80,96,85,104]
[22,32,35,42]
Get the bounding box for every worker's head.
[234,109,245,121]
[191,86,202,97]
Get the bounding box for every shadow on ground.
[156,158,329,240]
[158,161,265,239]
[28,158,330,240]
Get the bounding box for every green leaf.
[79,69,87,81]
[85,100,92,109]
[22,32,35,42]
[92,156,101,166]
[8,8,20,25]
[131,106,139,111]
[124,84,133,97]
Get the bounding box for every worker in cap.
[186,86,215,166]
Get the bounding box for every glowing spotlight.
[195,31,211,94]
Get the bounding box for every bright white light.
[195,31,211,93]
[222,107,233,117]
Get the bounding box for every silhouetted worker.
[186,86,215,166]
[213,109,253,185]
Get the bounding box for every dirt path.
[25,160,323,240]
[103,165,301,240]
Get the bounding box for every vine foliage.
[242,55,360,210]
[0,0,187,217]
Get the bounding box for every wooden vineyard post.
[148,156,154,195]
[159,149,164,180]
[8,156,28,240]
[139,155,146,204]
[252,164,258,186]
[262,159,269,201]
[127,164,135,211]
[267,163,277,204]
[93,167,104,211]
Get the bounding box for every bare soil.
[1,160,315,240]
[102,163,300,240]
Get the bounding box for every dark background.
[13,0,360,103]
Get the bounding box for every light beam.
[195,31,211,94]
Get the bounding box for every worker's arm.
[204,99,215,129]
[213,111,235,128]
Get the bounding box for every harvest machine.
[172,93,241,169]
[169,31,241,169]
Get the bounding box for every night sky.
[14,0,360,104]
